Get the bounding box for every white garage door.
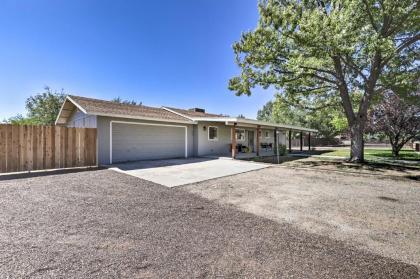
[111,122,187,163]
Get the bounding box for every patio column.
[256,125,261,156]
[274,128,278,153]
[300,132,303,151]
[308,132,311,150]
[231,123,237,159]
[288,130,292,153]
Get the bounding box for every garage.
[110,121,187,163]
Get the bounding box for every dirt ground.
[0,169,418,278]
[247,156,420,178]
[182,165,420,269]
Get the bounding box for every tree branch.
[382,33,420,66]
[362,0,379,32]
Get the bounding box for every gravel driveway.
[0,169,418,278]
[182,166,420,270]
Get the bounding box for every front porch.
[229,123,315,159]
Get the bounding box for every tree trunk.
[392,146,400,158]
[349,122,364,162]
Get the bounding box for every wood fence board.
[54,126,61,169]
[62,127,67,168]
[37,126,44,170]
[0,125,97,173]
[6,125,12,172]
[27,126,33,171]
[10,125,19,172]
[0,125,6,172]
[32,126,37,170]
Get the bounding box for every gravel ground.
[182,166,420,271]
[0,169,418,278]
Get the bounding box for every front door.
[247,131,255,152]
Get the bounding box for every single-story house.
[55,95,317,165]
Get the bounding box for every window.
[236,129,245,141]
[208,126,218,141]
[264,131,270,138]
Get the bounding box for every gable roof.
[55,95,193,125]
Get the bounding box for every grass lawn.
[322,148,420,161]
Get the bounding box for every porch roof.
[194,117,318,133]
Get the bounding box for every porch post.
[300,132,303,151]
[274,128,278,153]
[256,125,261,156]
[231,123,237,159]
[288,130,292,153]
[308,132,311,151]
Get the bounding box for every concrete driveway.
[109,157,269,187]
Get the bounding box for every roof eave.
[55,96,88,125]
[192,117,317,132]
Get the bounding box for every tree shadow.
[290,159,420,174]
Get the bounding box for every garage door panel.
[112,123,185,163]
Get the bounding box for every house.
[55,95,317,165]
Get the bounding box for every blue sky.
[0,0,274,120]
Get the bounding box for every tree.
[4,114,38,125]
[368,91,420,157]
[229,0,419,162]
[4,87,66,125]
[111,97,142,106]
[25,87,66,125]
[257,95,347,139]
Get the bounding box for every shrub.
[276,144,287,156]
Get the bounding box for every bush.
[276,144,287,156]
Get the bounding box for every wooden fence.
[0,125,97,173]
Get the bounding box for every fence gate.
[0,125,97,173]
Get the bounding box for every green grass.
[322,148,420,161]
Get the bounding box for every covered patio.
[225,119,317,159]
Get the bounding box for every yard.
[321,148,420,161]
[0,162,419,278]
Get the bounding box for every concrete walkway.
[109,157,269,187]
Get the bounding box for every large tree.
[368,91,420,157]
[229,0,419,162]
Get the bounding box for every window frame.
[235,128,246,141]
[208,126,219,141]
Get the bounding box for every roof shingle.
[68,95,192,122]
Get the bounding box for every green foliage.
[331,115,348,134]
[257,94,348,138]
[277,144,287,156]
[4,114,39,125]
[5,87,66,125]
[111,97,142,106]
[229,0,419,161]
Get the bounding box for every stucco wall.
[97,116,195,165]
[196,122,232,156]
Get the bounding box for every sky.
[0,0,275,120]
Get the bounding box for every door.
[111,122,187,163]
[247,130,255,152]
